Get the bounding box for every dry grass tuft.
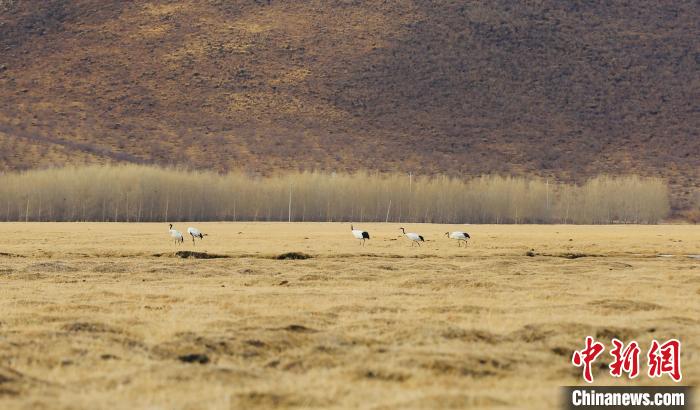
[275,252,313,260]
[174,251,229,259]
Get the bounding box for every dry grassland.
[0,223,698,409]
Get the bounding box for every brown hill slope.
[0,1,698,208]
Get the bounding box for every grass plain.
[0,222,698,409]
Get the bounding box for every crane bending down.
[187,227,208,245]
[351,225,370,246]
[445,231,470,247]
[399,227,424,246]
[169,224,184,245]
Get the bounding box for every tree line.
[0,165,670,224]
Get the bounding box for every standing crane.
[169,224,184,245]
[187,226,208,245]
[445,231,470,247]
[351,225,370,246]
[399,227,425,246]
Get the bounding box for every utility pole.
[288,184,292,222]
[385,200,392,223]
[546,178,550,222]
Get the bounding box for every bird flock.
[168,224,208,246]
[169,224,470,248]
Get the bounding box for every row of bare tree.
[0,165,670,224]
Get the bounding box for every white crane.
[399,227,424,246]
[445,231,470,247]
[169,224,184,245]
[187,226,208,245]
[350,224,370,246]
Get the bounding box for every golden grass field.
[0,223,698,409]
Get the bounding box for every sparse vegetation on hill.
[0,1,697,210]
[0,165,670,224]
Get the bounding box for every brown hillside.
[0,1,698,208]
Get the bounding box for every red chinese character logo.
[648,339,682,382]
[609,338,640,378]
[572,336,605,383]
